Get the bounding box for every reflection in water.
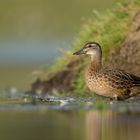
[0,110,85,140]
[0,107,140,140]
[0,106,140,140]
[86,110,140,140]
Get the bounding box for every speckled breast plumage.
[85,68,115,97]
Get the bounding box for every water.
[0,109,85,140]
[1,109,140,140]
[0,94,140,140]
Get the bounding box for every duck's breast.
[85,71,115,97]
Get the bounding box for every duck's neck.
[89,60,102,72]
[89,55,102,72]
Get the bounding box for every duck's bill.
[73,49,85,55]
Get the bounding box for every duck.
[73,42,140,100]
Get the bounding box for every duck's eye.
[88,44,93,48]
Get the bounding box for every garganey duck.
[73,42,140,100]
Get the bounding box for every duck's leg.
[109,95,120,101]
[113,89,131,101]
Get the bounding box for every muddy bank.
[30,59,80,95]
[107,11,140,75]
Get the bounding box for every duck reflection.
[86,110,140,140]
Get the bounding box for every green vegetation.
[0,0,115,38]
[46,0,140,96]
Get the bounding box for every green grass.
[45,0,140,96]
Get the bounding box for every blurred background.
[0,0,116,90]
[1,1,140,140]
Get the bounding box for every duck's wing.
[104,68,140,87]
[127,73,140,86]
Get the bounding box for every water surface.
[0,102,140,140]
[0,94,140,140]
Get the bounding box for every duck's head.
[73,42,102,60]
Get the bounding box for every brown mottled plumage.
[73,42,140,100]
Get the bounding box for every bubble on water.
[24,98,28,103]
[110,101,114,105]
[59,100,69,106]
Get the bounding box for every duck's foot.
[111,94,131,101]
